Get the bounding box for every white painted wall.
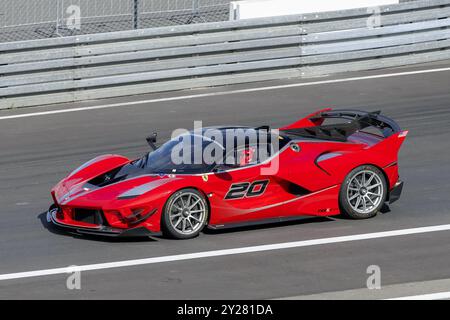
[230,0,399,20]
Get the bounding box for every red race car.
[47,109,407,239]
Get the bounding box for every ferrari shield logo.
[202,174,208,182]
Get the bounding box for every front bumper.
[46,207,159,238]
[389,180,404,204]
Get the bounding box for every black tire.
[339,165,387,219]
[161,188,209,239]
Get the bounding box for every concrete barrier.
[0,0,449,109]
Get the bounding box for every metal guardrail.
[1,0,449,109]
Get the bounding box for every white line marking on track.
[1,66,450,121]
[1,224,450,281]
[387,291,450,300]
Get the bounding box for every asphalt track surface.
[0,61,450,299]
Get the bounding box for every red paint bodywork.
[50,110,407,235]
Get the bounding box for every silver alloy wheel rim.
[169,192,206,235]
[347,170,384,214]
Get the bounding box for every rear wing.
[280,109,404,142]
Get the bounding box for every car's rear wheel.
[162,188,208,239]
[339,165,387,219]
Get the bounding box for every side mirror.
[146,132,158,151]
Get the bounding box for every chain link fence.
[0,0,232,43]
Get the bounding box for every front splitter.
[46,208,160,238]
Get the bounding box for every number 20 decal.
[225,180,269,200]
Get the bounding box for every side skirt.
[208,215,320,230]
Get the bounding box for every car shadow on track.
[37,212,336,242]
[203,216,335,235]
[204,204,392,235]
[37,212,156,243]
[37,205,392,242]
[329,204,392,221]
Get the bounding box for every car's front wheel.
[161,188,209,239]
[339,165,387,219]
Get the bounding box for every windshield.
[134,129,289,174]
[135,134,221,174]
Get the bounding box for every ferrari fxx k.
[48,109,407,239]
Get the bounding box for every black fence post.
[133,0,139,29]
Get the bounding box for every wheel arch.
[160,186,212,224]
[339,163,388,219]
[344,162,390,203]
[347,163,389,186]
